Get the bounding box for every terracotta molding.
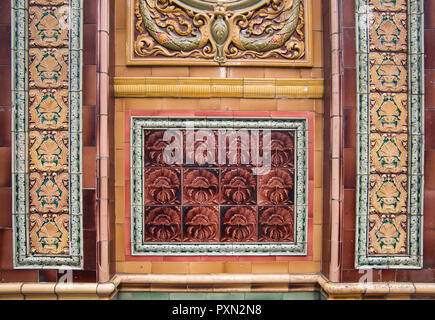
[328,0,343,283]
[0,282,117,300]
[113,77,324,99]
[96,0,111,282]
[2,275,435,299]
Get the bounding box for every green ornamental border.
[355,0,424,269]
[11,0,83,268]
[130,117,308,255]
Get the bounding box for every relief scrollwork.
[133,0,308,65]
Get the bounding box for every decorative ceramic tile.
[128,0,312,66]
[12,0,82,268]
[370,93,407,132]
[369,53,407,92]
[369,0,407,12]
[369,12,407,52]
[29,89,69,130]
[369,174,407,214]
[370,133,408,173]
[29,5,69,47]
[130,117,308,255]
[356,0,423,268]
[368,213,407,254]
[28,48,69,88]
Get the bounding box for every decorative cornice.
[113,77,324,99]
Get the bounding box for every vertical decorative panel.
[12,0,83,268]
[355,0,424,268]
[130,117,308,255]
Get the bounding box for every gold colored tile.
[29,89,69,130]
[151,262,190,274]
[29,131,69,172]
[369,174,407,214]
[115,149,125,187]
[370,93,408,133]
[313,225,322,262]
[251,262,289,274]
[115,224,125,262]
[370,133,408,174]
[314,151,323,188]
[115,111,124,149]
[368,214,407,255]
[313,188,323,225]
[189,262,225,274]
[369,12,407,52]
[28,48,69,88]
[29,6,69,48]
[115,186,125,224]
[225,262,252,273]
[369,53,407,93]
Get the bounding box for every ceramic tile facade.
[11,0,83,268]
[129,117,309,255]
[355,0,424,268]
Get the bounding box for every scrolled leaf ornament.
[133,0,307,64]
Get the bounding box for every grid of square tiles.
[143,129,296,243]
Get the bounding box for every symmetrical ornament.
[128,0,312,66]
[130,117,308,255]
[12,0,83,268]
[355,0,424,268]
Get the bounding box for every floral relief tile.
[369,12,407,52]
[185,130,219,167]
[266,131,295,168]
[183,168,219,205]
[29,130,69,172]
[369,174,407,215]
[370,133,408,174]
[221,206,258,242]
[29,5,69,48]
[183,206,220,242]
[29,48,69,88]
[258,168,295,205]
[368,213,407,255]
[144,168,181,205]
[29,172,69,214]
[29,89,69,130]
[29,213,70,254]
[258,206,294,242]
[370,93,408,132]
[144,206,182,242]
[144,130,183,167]
[220,168,256,205]
[369,52,407,92]
[369,0,407,12]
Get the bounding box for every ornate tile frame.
[126,0,313,67]
[355,0,424,269]
[11,0,83,268]
[130,117,309,255]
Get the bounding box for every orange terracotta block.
[251,262,289,274]
[288,261,321,274]
[225,262,252,274]
[189,262,225,274]
[151,67,189,78]
[151,262,189,274]
[117,261,152,273]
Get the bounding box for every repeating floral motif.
[27,2,71,256]
[357,0,423,265]
[143,129,296,243]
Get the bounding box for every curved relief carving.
[221,168,256,204]
[145,207,181,242]
[259,207,294,242]
[183,169,219,204]
[262,131,295,167]
[221,206,257,241]
[145,168,180,204]
[145,130,182,166]
[29,213,70,254]
[184,207,219,242]
[258,169,294,205]
[134,0,305,64]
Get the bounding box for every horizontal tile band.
[113,77,324,99]
[2,274,435,299]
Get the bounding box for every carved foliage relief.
[143,129,295,243]
[356,0,424,268]
[131,0,310,65]
[12,0,82,268]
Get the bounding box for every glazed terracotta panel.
[11,0,83,268]
[129,117,309,255]
[127,0,312,66]
[355,0,424,268]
